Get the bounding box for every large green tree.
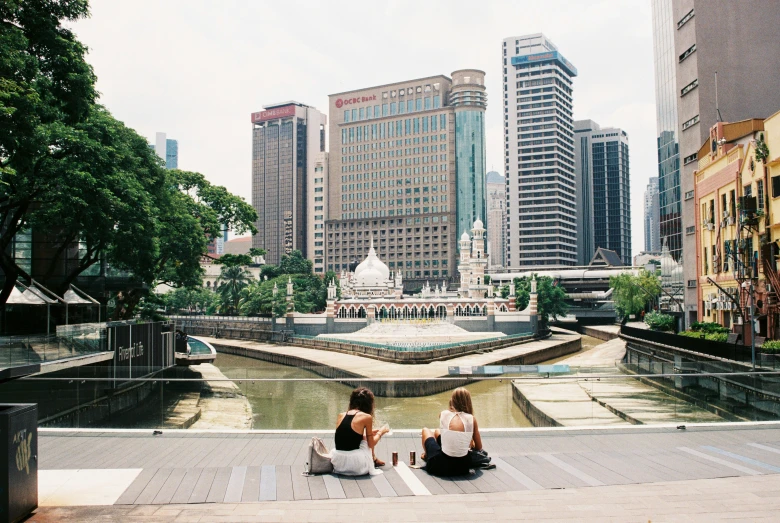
[501,275,568,327]
[0,0,98,304]
[215,265,254,315]
[110,170,257,319]
[610,271,661,319]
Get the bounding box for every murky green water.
[215,352,534,430]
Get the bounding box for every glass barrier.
[3,358,779,430]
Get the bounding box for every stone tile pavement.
[28,474,780,522]
[32,422,780,521]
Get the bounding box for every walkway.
[30,474,780,522]
[199,330,580,380]
[33,422,780,521]
[513,335,722,426]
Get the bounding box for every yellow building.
[694,117,777,342]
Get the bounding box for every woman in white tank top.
[419,388,483,476]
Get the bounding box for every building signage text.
[117,342,145,361]
[334,94,377,109]
[251,105,297,123]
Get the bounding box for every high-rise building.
[486,171,506,268]
[651,0,780,326]
[574,120,631,265]
[308,151,328,274]
[151,132,178,169]
[326,71,487,288]
[503,34,578,267]
[251,102,327,266]
[644,177,661,252]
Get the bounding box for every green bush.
[645,311,676,332]
[762,339,780,353]
[679,330,728,342]
[690,321,729,334]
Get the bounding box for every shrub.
[679,330,728,342]
[762,339,780,353]
[690,321,729,334]
[645,311,676,332]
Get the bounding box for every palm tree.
[215,265,253,314]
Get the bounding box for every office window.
[433,95,440,108]
[359,107,364,120]
[440,115,446,130]
[758,179,765,209]
[351,109,357,121]
[382,103,388,116]
[424,97,431,110]
[416,98,422,111]
[407,100,413,113]
[390,102,397,115]
[344,110,350,123]
[366,106,373,119]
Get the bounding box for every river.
[214,333,602,430]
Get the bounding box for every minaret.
[286,276,294,314]
[468,219,488,299]
[326,278,337,318]
[457,232,472,296]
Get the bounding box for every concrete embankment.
[512,335,724,427]
[188,363,253,430]
[203,331,581,398]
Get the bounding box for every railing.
[169,315,273,323]
[621,325,762,364]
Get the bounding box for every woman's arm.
[472,417,483,451]
[360,413,375,452]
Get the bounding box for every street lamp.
[741,280,756,369]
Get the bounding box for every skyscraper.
[651,0,780,326]
[325,71,487,288]
[151,132,178,169]
[503,34,577,267]
[574,120,632,265]
[644,177,661,252]
[486,171,506,268]
[251,102,327,266]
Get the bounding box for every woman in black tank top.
[334,387,389,467]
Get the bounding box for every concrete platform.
[32,422,780,521]
[201,330,581,381]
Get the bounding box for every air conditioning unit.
[727,216,736,226]
[723,210,729,219]
[705,223,715,231]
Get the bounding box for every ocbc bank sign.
[335,94,377,109]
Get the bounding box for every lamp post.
[741,280,756,370]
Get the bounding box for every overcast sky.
[70,0,655,257]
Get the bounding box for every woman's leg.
[421,427,435,459]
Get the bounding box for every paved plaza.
[31,422,780,521]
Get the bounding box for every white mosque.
[322,219,529,322]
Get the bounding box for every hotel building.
[502,34,578,267]
[251,102,326,266]
[326,71,487,288]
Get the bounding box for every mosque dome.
[353,237,390,286]
[460,232,471,241]
[473,218,484,230]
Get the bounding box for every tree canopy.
[501,275,568,327]
[609,271,662,319]
[0,1,258,320]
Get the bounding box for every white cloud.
[71,0,657,257]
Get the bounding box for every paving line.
[701,446,780,473]
[537,453,605,487]
[748,442,780,455]
[322,474,347,499]
[370,472,398,497]
[677,447,763,476]
[259,465,276,501]
[491,457,543,491]
[394,463,432,496]
[223,466,247,502]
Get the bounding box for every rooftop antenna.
[715,71,723,123]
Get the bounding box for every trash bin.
[1,404,37,523]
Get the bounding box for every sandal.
[373,457,385,467]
